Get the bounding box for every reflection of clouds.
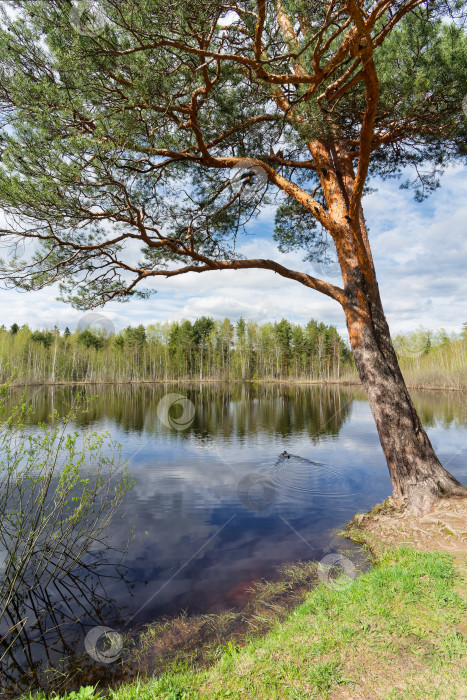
[432,432,467,455]
[69,385,467,625]
[112,505,314,619]
[107,431,385,622]
[8,384,467,632]
[130,449,238,507]
[128,430,364,510]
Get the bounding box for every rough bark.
[308,139,467,516]
[2,1,464,516]
[343,273,467,514]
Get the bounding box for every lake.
[1,383,466,692]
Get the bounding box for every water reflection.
[266,451,354,498]
[6,383,467,432]
[1,383,466,694]
[0,406,133,697]
[1,547,130,697]
[5,383,353,438]
[411,390,467,429]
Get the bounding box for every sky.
[0,165,466,340]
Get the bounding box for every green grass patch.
[25,547,467,700]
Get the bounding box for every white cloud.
[0,168,466,339]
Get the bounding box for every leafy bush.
[0,384,134,695]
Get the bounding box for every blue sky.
[0,165,466,339]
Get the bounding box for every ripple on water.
[262,453,354,500]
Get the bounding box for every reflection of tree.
[0,392,134,697]
[1,384,354,444]
[410,391,467,430]
[1,553,130,697]
[196,384,353,442]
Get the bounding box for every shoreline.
[23,496,467,699]
[119,497,467,699]
[22,496,467,699]
[18,538,372,698]
[3,376,467,393]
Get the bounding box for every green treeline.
[392,324,467,390]
[2,320,465,387]
[0,317,352,384]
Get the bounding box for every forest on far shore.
[0,318,466,388]
[0,317,351,384]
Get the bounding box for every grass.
[26,546,467,700]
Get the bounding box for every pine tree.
[0,2,465,511]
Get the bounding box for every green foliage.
[371,11,467,197]
[307,660,347,694]
[123,325,147,349]
[0,2,464,304]
[77,329,105,350]
[0,317,350,383]
[29,547,467,699]
[31,330,54,348]
[28,687,101,700]
[236,318,246,342]
[0,383,134,694]
[3,320,467,387]
[192,317,215,346]
[274,319,293,372]
[273,198,324,263]
[393,326,467,388]
[59,688,101,700]
[67,689,101,700]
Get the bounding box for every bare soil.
[346,495,467,562]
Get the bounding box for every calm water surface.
[2,383,467,690]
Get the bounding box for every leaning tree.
[0,0,466,512]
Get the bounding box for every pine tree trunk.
[309,141,467,515]
[344,277,466,514]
